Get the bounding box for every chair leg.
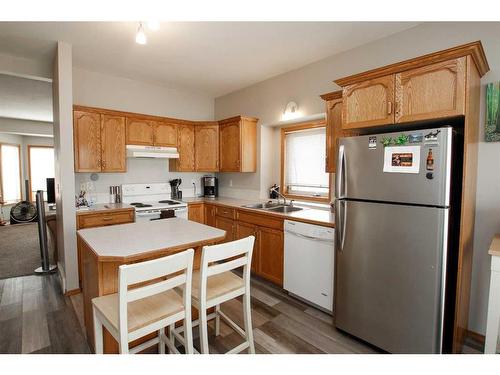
[243,291,255,354]
[199,307,210,354]
[184,318,194,354]
[158,328,165,354]
[215,304,221,337]
[119,331,129,354]
[93,307,104,354]
[168,324,175,353]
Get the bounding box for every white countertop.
[77,218,226,259]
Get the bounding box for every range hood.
[126,145,179,159]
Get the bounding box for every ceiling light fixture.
[147,21,160,31]
[135,23,147,45]
[281,101,301,121]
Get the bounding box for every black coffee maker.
[202,176,218,198]
[169,178,182,199]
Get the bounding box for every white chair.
[92,249,194,354]
[173,236,255,354]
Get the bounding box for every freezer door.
[336,127,452,206]
[334,200,448,353]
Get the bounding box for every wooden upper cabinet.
[126,117,154,145]
[342,75,395,129]
[73,110,102,172]
[154,122,177,147]
[395,57,466,123]
[219,116,258,172]
[321,91,343,173]
[195,123,219,172]
[170,124,195,172]
[100,115,126,172]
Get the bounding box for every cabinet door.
[342,75,395,129]
[101,115,126,172]
[126,117,154,145]
[236,221,259,273]
[204,204,216,227]
[258,226,284,286]
[73,110,102,172]
[395,57,466,123]
[188,203,204,224]
[219,120,241,172]
[325,98,342,173]
[154,122,177,147]
[173,124,195,171]
[215,216,234,243]
[195,124,219,172]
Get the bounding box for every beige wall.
[214,22,500,336]
[72,67,216,200]
[72,67,214,120]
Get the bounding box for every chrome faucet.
[270,186,287,206]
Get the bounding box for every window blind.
[284,127,329,197]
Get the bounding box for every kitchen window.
[0,143,22,204]
[28,146,55,201]
[280,121,330,202]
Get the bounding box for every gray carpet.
[0,223,55,280]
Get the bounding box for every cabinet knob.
[387,101,393,115]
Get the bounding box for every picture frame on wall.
[485,81,500,142]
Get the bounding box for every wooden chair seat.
[191,270,244,305]
[93,289,184,333]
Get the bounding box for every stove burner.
[158,200,179,205]
[130,202,153,208]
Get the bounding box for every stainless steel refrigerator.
[334,126,459,354]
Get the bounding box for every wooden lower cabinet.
[257,226,284,286]
[215,215,235,242]
[187,202,204,224]
[204,203,216,227]
[197,203,285,286]
[76,208,135,288]
[236,221,259,273]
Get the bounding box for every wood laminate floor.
[0,273,482,354]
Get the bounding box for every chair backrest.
[199,236,255,299]
[117,248,194,334]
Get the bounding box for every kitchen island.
[77,218,226,353]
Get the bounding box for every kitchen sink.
[242,202,282,209]
[266,206,304,213]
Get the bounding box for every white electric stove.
[121,183,188,222]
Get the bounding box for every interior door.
[335,199,448,353]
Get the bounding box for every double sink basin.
[241,202,304,213]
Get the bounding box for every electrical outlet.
[229,179,233,187]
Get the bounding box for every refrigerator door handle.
[336,199,347,252]
[336,144,346,199]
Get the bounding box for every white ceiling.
[0,74,52,122]
[0,22,418,97]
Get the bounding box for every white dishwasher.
[284,220,335,313]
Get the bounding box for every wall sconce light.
[281,101,301,121]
